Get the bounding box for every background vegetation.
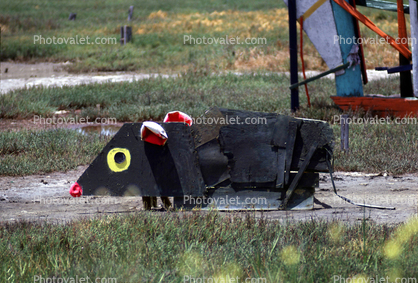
[0,0,409,72]
[1,212,418,282]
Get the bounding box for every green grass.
[1,0,408,72]
[1,72,401,121]
[0,129,111,176]
[1,212,418,282]
[0,0,287,73]
[1,74,417,176]
[333,123,418,175]
[0,73,333,121]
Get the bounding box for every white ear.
[141,121,168,139]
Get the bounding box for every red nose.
[69,182,82,197]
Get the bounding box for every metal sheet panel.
[219,122,278,184]
[175,173,318,211]
[195,139,230,187]
[282,0,344,71]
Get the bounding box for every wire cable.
[325,148,396,210]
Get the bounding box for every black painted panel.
[78,123,205,197]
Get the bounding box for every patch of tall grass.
[1,212,417,282]
[0,129,110,176]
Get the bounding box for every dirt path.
[1,166,417,224]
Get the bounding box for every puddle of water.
[72,124,122,136]
[0,62,70,80]
[0,62,178,94]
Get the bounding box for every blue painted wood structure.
[331,0,364,97]
[411,0,418,96]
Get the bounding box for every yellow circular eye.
[107,148,131,172]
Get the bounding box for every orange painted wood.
[331,96,418,117]
[353,0,368,84]
[397,0,408,50]
[333,0,412,60]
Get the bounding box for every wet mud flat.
[0,62,401,94]
[0,166,417,225]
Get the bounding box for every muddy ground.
[0,62,402,94]
[1,166,417,225]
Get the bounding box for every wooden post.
[120,26,124,45]
[68,13,76,20]
[120,26,132,45]
[288,0,299,112]
[411,0,418,97]
[128,6,134,21]
[124,25,127,45]
[331,0,364,97]
[340,114,349,152]
[397,0,413,97]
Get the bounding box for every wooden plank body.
[78,123,205,197]
[77,108,334,210]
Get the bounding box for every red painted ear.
[163,111,193,126]
[140,122,168,146]
[70,182,82,197]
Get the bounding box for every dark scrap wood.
[78,123,205,197]
[195,139,230,187]
[68,13,76,20]
[191,107,226,148]
[271,115,290,188]
[217,109,280,185]
[280,142,318,210]
[219,121,278,185]
[120,26,132,45]
[284,120,299,185]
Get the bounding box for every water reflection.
[74,124,121,136]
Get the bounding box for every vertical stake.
[124,25,127,45]
[397,0,413,97]
[340,114,349,152]
[410,0,418,97]
[288,0,299,112]
[128,6,134,21]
